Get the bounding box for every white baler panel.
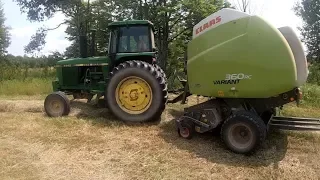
[278,26,308,86]
[192,8,250,39]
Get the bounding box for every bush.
[0,64,55,81]
[300,84,320,107]
[0,64,55,95]
[307,63,320,85]
[0,78,53,96]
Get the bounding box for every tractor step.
[269,116,320,131]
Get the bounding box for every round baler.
[173,8,311,154]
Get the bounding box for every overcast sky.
[3,0,303,56]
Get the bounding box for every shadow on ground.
[47,100,289,168]
[64,99,162,127]
[158,108,289,168]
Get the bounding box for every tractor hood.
[56,56,110,67]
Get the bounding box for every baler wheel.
[221,111,266,154]
[178,120,195,139]
[44,91,70,117]
[106,60,167,122]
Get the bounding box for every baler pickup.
[269,116,320,131]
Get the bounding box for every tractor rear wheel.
[221,111,267,154]
[44,91,70,117]
[154,64,167,81]
[106,60,167,122]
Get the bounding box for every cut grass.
[1,98,320,180]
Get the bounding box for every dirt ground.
[1,96,320,180]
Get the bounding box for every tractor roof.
[108,20,154,28]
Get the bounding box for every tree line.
[11,0,231,77]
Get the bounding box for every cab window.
[118,26,151,53]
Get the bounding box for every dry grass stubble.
[0,97,320,179]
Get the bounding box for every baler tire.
[44,91,70,117]
[106,60,167,122]
[220,111,266,154]
[178,120,195,139]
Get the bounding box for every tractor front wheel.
[44,91,70,117]
[106,60,167,122]
[221,111,267,154]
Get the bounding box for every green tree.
[294,0,320,62]
[13,0,230,74]
[64,0,115,58]
[0,0,10,56]
[13,0,90,55]
[113,0,230,70]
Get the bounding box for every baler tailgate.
[270,116,320,131]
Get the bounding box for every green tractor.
[44,20,168,122]
[45,8,320,154]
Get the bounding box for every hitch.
[167,70,190,104]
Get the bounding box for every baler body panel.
[187,9,305,98]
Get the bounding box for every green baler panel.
[187,16,297,98]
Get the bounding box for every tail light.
[299,91,303,100]
[295,88,303,104]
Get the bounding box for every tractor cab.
[107,20,156,55]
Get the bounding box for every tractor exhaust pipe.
[90,29,97,57]
[79,21,88,58]
[79,35,88,58]
[79,29,96,58]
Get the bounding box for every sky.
[3,1,70,56]
[3,0,303,56]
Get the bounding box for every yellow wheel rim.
[115,76,153,114]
